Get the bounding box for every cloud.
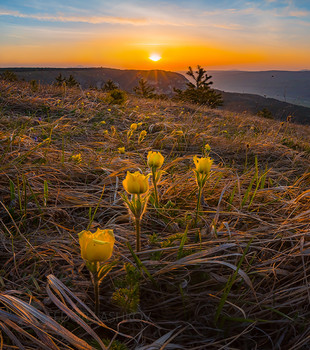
[289,10,310,18]
[0,9,148,25]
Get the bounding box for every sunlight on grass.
[0,78,309,349]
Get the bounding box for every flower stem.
[93,264,100,316]
[195,184,203,226]
[135,217,141,252]
[152,168,159,207]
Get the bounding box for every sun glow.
[149,54,161,62]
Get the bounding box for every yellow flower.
[118,147,125,154]
[123,171,149,195]
[138,130,147,143]
[130,123,138,131]
[147,151,164,169]
[193,155,213,174]
[79,228,115,263]
[71,153,82,164]
[137,122,143,127]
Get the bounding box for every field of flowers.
[0,80,310,349]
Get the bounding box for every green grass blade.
[215,238,253,323]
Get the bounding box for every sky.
[0,0,310,71]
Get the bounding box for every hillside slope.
[0,67,188,94]
[218,90,310,124]
[0,80,310,349]
[3,67,310,124]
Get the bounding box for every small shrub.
[106,89,127,105]
[112,263,140,313]
[257,108,273,119]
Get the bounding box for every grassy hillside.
[0,80,310,349]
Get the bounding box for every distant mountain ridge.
[0,67,188,95]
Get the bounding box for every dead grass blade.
[46,275,107,349]
[0,293,93,349]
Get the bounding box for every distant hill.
[0,67,188,95]
[208,70,310,108]
[217,90,310,125]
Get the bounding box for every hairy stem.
[152,168,159,207]
[93,264,100,316]
[195,185,203,226]
[135,217,141,252]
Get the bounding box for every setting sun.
[149,54,162,62]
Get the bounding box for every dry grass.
[0,79,310,349]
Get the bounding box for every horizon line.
[1,66,309,73]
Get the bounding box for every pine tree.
[133,79,155,98]
[55,73,65,87]
[186,65,213,89]
[174,65,223,108]
[66,74,79,87]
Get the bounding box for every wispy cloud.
[0,7,248,29]
[289,10,310,18]
[0,9,148,25]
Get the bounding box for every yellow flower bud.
[123,171,149,195]
[205,144,211,153]
[78,228,115,263]
[147,151,164,169]
[138,130,147,143]
[130,123,138,131]
[118,147,125,154]
[193,155,213,174]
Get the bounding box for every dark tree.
[133,78,155,98]
[186,65,213,89]
[174,65,223,108]
[66,74,79,87]
[55,73,65,87]
[102,79,118,92]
